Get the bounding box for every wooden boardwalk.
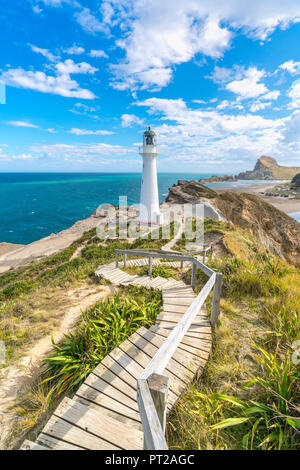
[21,263,212,451]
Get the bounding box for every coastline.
[212,181,300,214]
[0,214,100,274]
[1,181,299,275]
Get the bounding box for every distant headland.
[237,156,300,180]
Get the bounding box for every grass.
[0,223,176,365]
[6,285,162,448]
[167,222,300,450]
[41,286,162,396]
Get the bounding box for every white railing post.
[191,261,196,288]
[123,253,127,268]
[211,272,223,326]
[115,253,119,268]
[149,256,152,277]
[202,246,206,263]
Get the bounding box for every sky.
[1,0,300,173]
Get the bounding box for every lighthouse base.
[139,211,164,226]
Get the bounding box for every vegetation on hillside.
[167,221,300,450]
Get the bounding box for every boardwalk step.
[20,440,49,451]
[40,397,143,450]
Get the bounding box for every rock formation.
[213,192,300,269]
[237,156,300,180]
[166,180,217,204]
[199,175,237,183]
[291,173,300,190]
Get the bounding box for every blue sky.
[1,0,300,173]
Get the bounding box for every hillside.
[237,156,300,180]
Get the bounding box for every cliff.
[166,180,217,204]
[214,192,300,268]
[165,181,300,269]
[237,156,300,180]
[199,175,237,183]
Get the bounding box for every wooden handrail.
[113,247,222,450]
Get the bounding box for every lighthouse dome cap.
[144,126,156,136]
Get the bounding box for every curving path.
[21,258,212,450]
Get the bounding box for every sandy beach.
[0,214,100,274]
[213,181,300,214]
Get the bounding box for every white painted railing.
[114,248,222,450]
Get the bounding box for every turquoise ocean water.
[0,173,299,244]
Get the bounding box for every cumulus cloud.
[0,68,96,99]
[29,44,58,62]
[288,79,300,108]
[88,49,108,58]
[211,66,269,99]
[63,45,85,55]
[74,7,107,35]
[134,97,289,168]
[105,0,300,90]
[121,114,144,127]
[68,128,114,135]
[55,59,98,75]
[278,60,300,75]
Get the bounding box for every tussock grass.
[167,224,300,450]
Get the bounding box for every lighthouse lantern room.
[139,127,163,225]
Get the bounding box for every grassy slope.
[0,224,175,365]
[168,220,300,450]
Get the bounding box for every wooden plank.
[41,414,120,450]
[92,362,137,401]
[20,440,49,451]
[126,332,198,381]
[162,304,193,314]
[53,398,143,450]
[163,298,195,306]
[75,383,141,423]
[84,372,139,411]
[115,340,185,400]
[149,326,212,352]
[37,433,84,450]
[135,327,206,373]
[157,313,207,324]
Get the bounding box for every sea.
[0,173,299,245]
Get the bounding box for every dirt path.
[0,283,112,449]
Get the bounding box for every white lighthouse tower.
[139,127,163,224]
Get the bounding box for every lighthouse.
[139,127,163,224]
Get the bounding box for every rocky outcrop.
[199,175,237,183]
[213,191,300,268]
[291,173,300,190]
[238,156,300,180]
[166,180,217,204]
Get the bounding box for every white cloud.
[121,114,144,127]
[226,67,268,99]
[68,128,114,135]
[134,97,289,168]
[105,0,300,90]
[249,101,272,112]
[63,45,85,55]
[29,142,132,159]
[29,44,58,62]
[5,120,40,128]
[0,68,96,99]
[261,90,280,100]
[74,7,107,35]
[55,59,98,75]
[288,79,300,108]
[69,102,100,119]
[278,60,300,74]
[88,49,108,58]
